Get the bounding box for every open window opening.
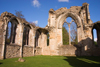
[62,17,77,45]
[6,21,18,44]
[93,29,97,45]
[22,25,30,46]
[47,32,49,46]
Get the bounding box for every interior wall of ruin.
[0,12,36,59]
[47,3,97,56]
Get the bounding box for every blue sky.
[0,0,100,40]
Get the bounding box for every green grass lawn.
[0,56,100,67]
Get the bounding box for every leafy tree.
[62,27,69,45]
[94,41,97,45]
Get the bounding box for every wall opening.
[47,32,49,46]
[62,22,69,45]
[6,22,12,44]
[70,22,78,45]
[22,25,30,46]
[93,29,97,45]
[35,31,40,48]
[62,17,78,45]
[6,21,18,44]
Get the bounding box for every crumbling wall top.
[82,2,89,6]
[1,11,15,18]
[92,21,100,29]
[49,3,90,19]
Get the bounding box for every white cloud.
[32,0,40,7]
[58,0,69,2]
[94,38,97,42]
[33,20,38,25]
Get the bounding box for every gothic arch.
[57,12,83,42]
[6,17,23,45]
[92,21,100,47]
[57,12,82,29]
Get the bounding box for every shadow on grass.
[64,56,100,67]
[0,63,2,65]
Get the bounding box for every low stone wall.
[23,46,34,57]
[5,44,21,58]
[92,46,100,56]
[58,45,77,56]
[42,47,50,55]
[34,47,42,55]
[0,45,2,59]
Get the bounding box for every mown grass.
[0,56,100,67]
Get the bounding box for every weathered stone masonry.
[0,3,100,59]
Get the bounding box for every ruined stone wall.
[42,47,50,55]
[23,46,34,57]
[0,3,100,59]
[58,45,77,56]
[5,45,21,58]
[0,26,4,45]
[47,3,95,56]
[0,45,2,59]
[0,20,5,59]
[92,46,100,56]
[34,47,42,55]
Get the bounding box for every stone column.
[68,24,71,45]
[1,18,8,59]
[65,19,73,45]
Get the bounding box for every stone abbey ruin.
[0,3,100,59]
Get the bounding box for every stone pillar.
[49,29,58,55]
[65,20,73,45]
[29,29,35,56]
[1,18,8,59]
[57,29,62,46]
[68,24,71,45]
[14,22,23,58]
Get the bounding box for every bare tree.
[15,10,24,18]
[29,22,36,27]
[70,22,77,44]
